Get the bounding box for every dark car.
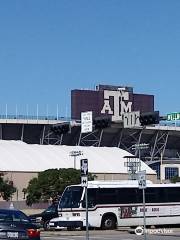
[0,208,40,239]
[29,203,58,231]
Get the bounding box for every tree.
[0,173,16,201]
[25,168,95,206]
[171,175,180,183]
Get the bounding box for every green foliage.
[26,168,95,206]
[0,175,16,201]
[170,175,180,183]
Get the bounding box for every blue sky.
[0,0,180,117]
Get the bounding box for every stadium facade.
[71,84,154,120]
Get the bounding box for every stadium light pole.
[132,143,149,164]
[124,156,141,180]
[26,104,29,120]
[5,104,7,119]
[56,104,59,120]
[69,150,83,169]
[160,151,163,184]
[36,104,39,121]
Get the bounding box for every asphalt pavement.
[40,227,180,238]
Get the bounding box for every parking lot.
[40,228,180,240]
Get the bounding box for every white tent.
[0,140,157,201]
[0,140,155,175]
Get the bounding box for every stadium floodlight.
[93,116,111,129]
[124,156,141,180]
[139,111,160,126]
[69,150,83,169]
[132,143,149,151]
[51,122,70,135]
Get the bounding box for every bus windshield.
[59,186,83,208]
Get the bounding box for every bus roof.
[69,180,180,188]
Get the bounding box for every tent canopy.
[0,140,156,174]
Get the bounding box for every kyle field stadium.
[0,84,180,202]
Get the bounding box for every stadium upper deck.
[0,115,179,163]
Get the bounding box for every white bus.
[49,180,180,230]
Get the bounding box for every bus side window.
[118,188,138,204]
[145,188,158,203]
[166,187,180,202]
[157,188,167,203]
[82,189,96,208]
[88,189,96,208]
[136,189,142,203]
[137,187,167,203]
[97,188,118,204]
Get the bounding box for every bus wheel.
[101,215,116,230]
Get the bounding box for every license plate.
[7,232,18,238]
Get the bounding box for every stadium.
[0,84,180,202]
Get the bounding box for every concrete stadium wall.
[2,172,38,201]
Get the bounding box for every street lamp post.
[69,150,83,169]
[132,143,149,164]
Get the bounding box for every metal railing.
[0,114,71,121]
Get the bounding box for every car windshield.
[59,186,83,208]
[44,204,57,213]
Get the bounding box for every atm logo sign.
[101,90,132,121]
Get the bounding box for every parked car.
[29,203,58,231]
[0,208,40,239]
